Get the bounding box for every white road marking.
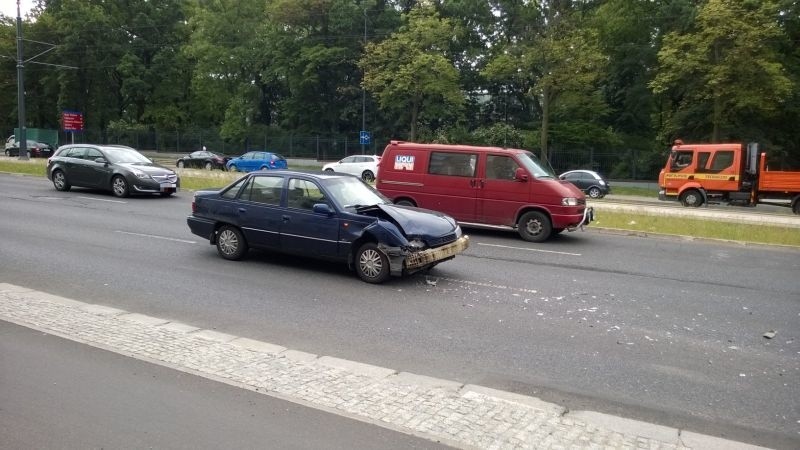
[114,230,197,244]
[78,196,127,204]
[477,242,581,256]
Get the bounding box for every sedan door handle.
[238,208,247,213]
[282,215,291,222]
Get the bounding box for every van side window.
[429,152,477,177]
[486,155,519,180]
[696,152,711,172]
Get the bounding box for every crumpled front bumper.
[405,235,470,270]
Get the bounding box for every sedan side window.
[243,176,284,205]
[288,178,327,210]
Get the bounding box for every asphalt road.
[0,321,446,449]
[1,173,798,448]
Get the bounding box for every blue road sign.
[360,131,371,145]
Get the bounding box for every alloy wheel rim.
[54,173,64,189]
[113,178,126,195]
[219,230,238,255]
[359,249,382,278]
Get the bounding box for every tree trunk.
[410,98,418,141]
[540,85,550,162]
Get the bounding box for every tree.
[360,5,464,141]
[651,0,793,143]
[483,1,608,162]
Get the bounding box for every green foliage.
[651,0,793,142]
[0,0,798,175]
[360,5,464,141]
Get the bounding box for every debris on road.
[763,330,776,339]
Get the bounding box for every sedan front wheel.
[111,175,130,198]
[355,243,390,283]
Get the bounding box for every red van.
[376,141,593,242]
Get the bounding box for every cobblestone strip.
[0,284,760,450]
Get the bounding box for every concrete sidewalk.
[0,283,769,449]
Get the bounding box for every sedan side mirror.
[94,157,108,165]
[514,167,528,182]
[312,203,334,215]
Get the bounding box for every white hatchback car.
[322,155,381,182]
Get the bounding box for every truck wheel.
[680,189,703,207]
[517,211,552,243]
[355,243,390,283]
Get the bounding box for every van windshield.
[518,151,555,179]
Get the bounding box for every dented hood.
[376,204,457,237]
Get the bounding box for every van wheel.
[517,211,551,243]
[680,189,703,207]
[395,199,415,207]
[355,243,390,283]
[361,170,375,182]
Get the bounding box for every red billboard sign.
[62,110,84,132]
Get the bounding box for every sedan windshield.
[322,177,388,208]
[517,151,555,179]
[103,148,152,164]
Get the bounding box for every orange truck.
[658,140,800,215]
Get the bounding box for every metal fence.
[59,128,660,179]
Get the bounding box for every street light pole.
[15,0,28,160]
[361,7,366,154]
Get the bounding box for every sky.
[1,0,35,19]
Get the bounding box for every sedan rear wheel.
[216,225,247,260]
[111,176,129,198]
[355,243,390,283]
[52,170,71,192]
[204,161,213,170]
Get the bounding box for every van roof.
[388,140,524,153]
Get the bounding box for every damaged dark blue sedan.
[187,171,469,283]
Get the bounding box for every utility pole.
[361,7,366,154]
[15,0,28,160]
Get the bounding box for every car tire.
[517,211,551,243]
[229,165,238,172]
[680,189,703,207]
[259,165,268,171]
[177,160,185,169]
[204,162,213,170]
[111,175,130,198]
[51,170,71,192]
[588,186,603,198]
[216,225,247,260]
[361,170,375,182]
[395,199,415,207]
[3,149,8,156]
[324,168,334,173]
[355,242,390,284]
